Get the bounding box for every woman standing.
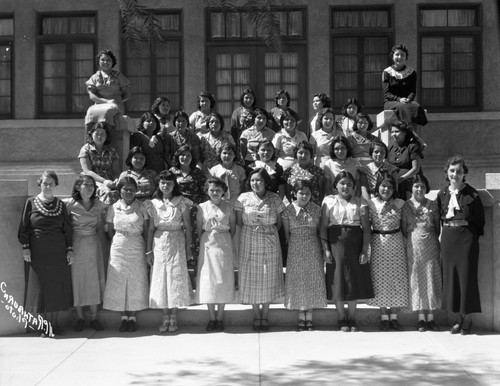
[18,171,74,336]
[309,108,343,168]
[240,109,276,167]
[103,177,149,332]
[65,175,106,332]
[273,114,308,170]
[437,156,484,335]
[236,168,285,331]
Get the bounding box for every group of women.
[17,45,485,337]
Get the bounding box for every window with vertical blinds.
[0,16,13,117]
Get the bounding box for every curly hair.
[293,140,315,159]
[151,97,171,115]
[313,93,332,108]
[374,173,398,200]
[137,111,161,135]
[96,50,117,68]
[172,144,197,169]
[275,89,291,107]
[329,135,353,160]
[37,170,59,187]
[240,88,257,108]
[197,91,216,110]
[390,44,409,60]
[444,155,468,182]
[87,122,112,146]
[341,97,363,117]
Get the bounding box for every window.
[37,13,96,117]
[0,16,13,117]
[419,5,481,110]
[123,12,182,114]
[331,7,393,112]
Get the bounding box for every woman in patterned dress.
[240,108,276,167]
[18,171,74,336]
[321,171,373,332]
[282,141,326,206]
[401,174,442,332]
[283,179,326,331]
[79,122,120,205]
[118,146,159,201]
[169,145,206,266]
[196,178,236,332]
[65,175,106,332]
[367,174,409,331]
[146,171,193,333]
[437,156,484,335]
[235,168,285,332]
[199,112,235,177]
[103,177,149,332]
[170,111,202,167]
[359,141,399,201]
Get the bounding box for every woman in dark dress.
[382,44,428,126]
[18,171,74,336]
[437,156,485,335]
[387,120,423,199]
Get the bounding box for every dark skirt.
[30,231,73,313]
[325,225,374,301]
[440,225,481,314]
[384,101,428,126]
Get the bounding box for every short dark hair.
[333,171,356,190]
[173,111,189,126]
[151,97,171,115]
[255,139,276,161]
[444,155,468,182]
[205,177,228,194]
[216,142,237,164]
[197,91,216,110]
[240,88,257,107]
[137,111,161,135]
[342,97,363,117]
[154,170,181,198]
[330,135,353,159]
[279,112,297,127]
[71,174,97,201]
[354,112,373,132]
[293,140,314,159]
[87,122,112,146]
[172,144,196,169]
[290,179,313,201]
[37,170,59,187]
[369,140,388,157]
[374,173,398,200]
[390,44,409,60]
[116,176,138,192]
[125,146,148,169]
[275,89,291,107]
[313,93,332,108]
[247,167,272,191]
[96,50,117,68]
[410,174,431,193]
[207,112,225,131]
[317,108,335,130]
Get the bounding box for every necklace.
[34,196,63,217]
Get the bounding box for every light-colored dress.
[324,157,360,191]
[240,126,276,163]
[367,197,409,308]
[199,131,235,177]
[402,198,442,311]
[196,201,235,304]
[65,198,106,307]
[209,164,246,205]
[103,200,149,311]
[273,129,308,170]
[309,126,343,167]
[148,196,192,309]
[282,202,326,310]
[236,191,285,304]
[118,169,159,201]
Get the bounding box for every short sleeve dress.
[196,200,235,304]
[282,202,326,310]
[147,196,193,309]
[388,140,423,199]
[273,129,309,170]
[118,169,159,201]
[367,197,409,308]
[130,130,174,174]
[235,191,285,304]
[309,126,343,168]
[402,197,442,311]
[283,163,326,206]
[103,200,149,312]
[359,161,399,197]
[199,131,235,177]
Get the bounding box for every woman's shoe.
[460,319,472,335]
[74,319,85,332]
[253,319,261,331]
[89,319,104,331]
[159,317,170,333]
[260,319,270,332]
[338,317,350,332]
[426,320,440,332]
[126,319,137,332]
[349,318,359,332]
[379,320,390,331]
[216,320,225,332]
[305,320,315,331]
[417,320,427,332]
[297,320,306,331]
[169,317,178,332]
[389,319,404,331]
[205,320,217,332]
[450,322,462,334]
[119,319,128,332]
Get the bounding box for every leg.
[88,304,103,331]
[450,312,464,334]
[347,301,359,332]
[127,311,137,332]
[305,309,315,331]
[252,304,261,331]
[205,304,217,332]
[297,309,306,331]
[216,304,225,331]
[260,303,270,331]
[75,306,85,332]
[336,301,349,332]
[417,309,427,332]
[389,307,404,331]
[169,308,178,332]
[379,307,390,331]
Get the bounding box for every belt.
[443,220,468,227]
[115,230,142,236]
[373,228,400,234]
[330,225,361,229]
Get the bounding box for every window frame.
[330,5,394,113]
[417,3,483,112]
[36,11,97,118]
[121,10,183,116]
[0,14,14,118]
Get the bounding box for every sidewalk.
[1,325,499,386]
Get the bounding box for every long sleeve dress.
[18,196,73,313]
[196,200,235,304]
[437,184,484,315]
[147,196,192,309]
[103,200,149,312]
[282,201,326,310]
[402,198,442,311]
[64,198,106,307]
[235,191,285,304]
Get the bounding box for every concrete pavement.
[1,323,499,386]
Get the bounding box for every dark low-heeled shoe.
[74,319,85,332]
[460,320,472,335]
[216,320,225,332]
[260,319,270,331]
[253,319,261,331]
[205,320,217,332]
[450,322,462,334]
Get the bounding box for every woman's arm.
[282,216,290,244]
[182,204,193,260]
[275,212,282,231]
[146,217,156,265]
[319,202,332,263]
[229,208,236,239]
[359,205,371,264]
[399,158,421,181]
[235,211,243,228]
[196,205,204,243]
[80,157,107,184]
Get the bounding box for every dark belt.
[372,228,400,234]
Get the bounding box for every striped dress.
[235,191,285,304]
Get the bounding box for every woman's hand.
[359,251,369,264]
[23,249,31,262]
[149,135,159,149]
[66,251,74,265]
[146,251,154,266]
[324,249,333,264]
[399,97,410,103]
